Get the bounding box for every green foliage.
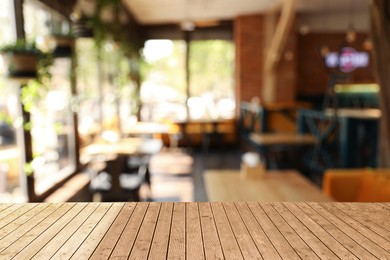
[189,40,235,97]
[0,39,41,55]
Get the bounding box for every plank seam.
[243,202,282,259]
[209,202,226,260]
[67,203,114,259]
[304,203,382,259]
[0,204,76,256]
[334,203,390,241]
[88,203,126,258]
[270,203,323,260]
[257,202,302,258]
[234,203,265,260]
[44,203,99,259]
[146,203,162,260]
[196,202,206,260]
[316,203,390,253]
[281,202,348,259]
[28,203,89,259]
[126,203,150,259]
[221,203,247,259]
[107,202,138,259]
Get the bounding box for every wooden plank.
[0,203,24,220]
[149,202,174,260]
[351,203,390,231]
[0,203,37,230]
[70,203,124,259]
[51,203,113,259]
[235,202,281,259]
[211,202,243,259]
[31,203,99,259]
[333,203,390,240]
[10,203,87,259]
[296,202,376,259]
[90,203,137,259]
[223,202,262,259]
[278,203,357,259]
[0,203,70,253]
[308,203,390,259]
[109,203,149,259]
[186,202,205,260]
[167,202,186,260]
[319,203,390,253]
[198,202,224,259]
[247,202,300,259]
[0,204,12,213]
[129,202,161,259]
[0,203,48,240]
[260,203,320,259]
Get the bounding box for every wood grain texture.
[0,202,389,259]
[204,170,332,202]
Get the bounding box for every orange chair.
[323,168,390,202]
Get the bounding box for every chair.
[88,155,147,202]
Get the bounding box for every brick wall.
[235,14,265,103]
[235,13,297,104]
[297,32,375,97]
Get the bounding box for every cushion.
[356,173,390,202]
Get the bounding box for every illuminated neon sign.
[325,47,369,73]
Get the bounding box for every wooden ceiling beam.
[264,0,296,73]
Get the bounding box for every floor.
[146,142,327,202]
[147,145,242,202]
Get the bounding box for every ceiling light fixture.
[180,0,195,31]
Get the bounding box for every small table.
[82,138,163,199]
[204,169,332,202]
[82,138,163,157]
[0,202,388,259]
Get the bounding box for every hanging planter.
[0,41,40,79]
[52,35,75,57]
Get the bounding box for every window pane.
[0,0,26,202]
[76,38,101,144]
[31,58,76,195]
[189,40,235,120]
[76,39,137,144]
[140,40,187,122]
[24,1,76,195]
[0,79,26,202]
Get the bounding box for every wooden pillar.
[371,0,390,167]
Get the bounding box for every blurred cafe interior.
[0,0,389,203]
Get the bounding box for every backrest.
[239,102,266,134]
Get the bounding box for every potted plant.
[52,33,75,57]
[0,40,42,79]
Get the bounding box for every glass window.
[189,40,235,120]
[24,0,77,196]
[76,39,137,145]
[0,0,27,202]
[30,58,76,195]
[140,40,187,122]
[0,79,26,202]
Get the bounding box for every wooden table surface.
[249,133,317,146]
[82,138,163,157]
[0,202,389,259]
[205,170,332,202]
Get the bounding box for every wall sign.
[325,47,369,73]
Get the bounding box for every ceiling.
[123,0,370,25]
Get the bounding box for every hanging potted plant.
[52,34,75,57]
[0,40,42,79]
